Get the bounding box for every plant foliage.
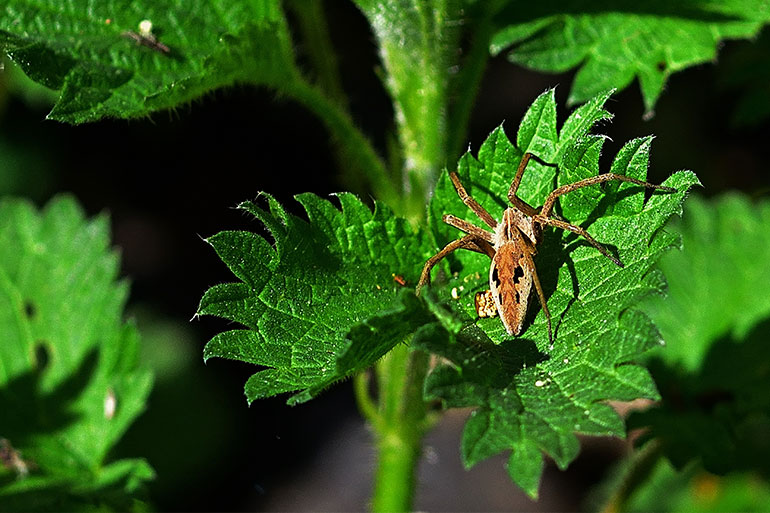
[198,194,436,405]
[420,88,698,497]
[625,460,770,512]
[199,89,699,497]
[4,0,770,127]
[634,194,770,477]
[0,0,294,122]
[0,196,153,511]
[491,1,770,113]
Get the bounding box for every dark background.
[2,2,769,510]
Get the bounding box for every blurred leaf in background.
[637,194,770,474]
[590,194,770,512]
[644,194,770,370]
[0,196,153,511]
[594,454,770,512]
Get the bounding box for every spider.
[415,152,676,342]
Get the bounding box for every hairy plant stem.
[288,3,498,510]
[353,3,497,508]
[446,9,495,162]
[285,78,399,208]
[286,0,385,198]
[371,345,431,512]
[286,0,348,109]
[353,371,380,429]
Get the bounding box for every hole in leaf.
[23,301,36,319]
[34,342,50,371]
[656,61,666,71]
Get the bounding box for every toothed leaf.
[491,2,770,113]
[0,0,295,122]
[0,196,154,509]
[422,89,700,497]
[198,193,435,405]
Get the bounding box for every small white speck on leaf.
[104,388,117,420]
[138,19,153,36]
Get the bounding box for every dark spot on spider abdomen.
[513,265,524,284]
[491,266,500,288]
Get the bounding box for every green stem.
[286,0,348,112]
[285,78,400,209]
[446,9,495,162]
[371,345,431,512]
[353,371,380,428]
[599,440,663,513]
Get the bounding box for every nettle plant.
[2,0,770,511]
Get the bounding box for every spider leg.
[522,247,553,344]
[507,152,540,217]
[416,235,495,295]
[541,173,676,218]
[536,216,624,267]
[448,171,498,228]
[442,214,494,243]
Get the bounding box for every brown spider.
[416,152,676,342]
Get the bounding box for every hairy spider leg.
[535,216,624,267]
[448,171,498,228]
[540,173,677,218]
[442,214,495,242]
[535,173,676,266]
[506,152,540,217]
[416,235,495,295]
[522,244,552,342]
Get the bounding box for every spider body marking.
[489,208,539,336]
[416,152,676,343]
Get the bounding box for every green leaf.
[198,193,435,405]
[632,194,770,477]
[0,196,154,510]
[1,0,296,122]
[491,1,770,113]
[421,89,699,497]
[644,194,770,371]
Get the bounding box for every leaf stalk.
[284,78,400,209]
[371,344,431,512]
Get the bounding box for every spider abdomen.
[490,242,534,335]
